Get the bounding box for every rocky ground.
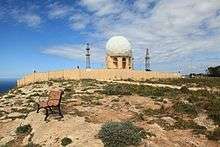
[0,79,220,147]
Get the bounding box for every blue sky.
[0,0,220,78]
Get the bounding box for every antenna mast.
[85,43,91,69]
[145,48,150,71]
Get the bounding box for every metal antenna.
[145,48,150,71]
[85,43,91,69]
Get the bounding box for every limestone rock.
[0,115,7,120]
[142,116,155,122]
[0,118,13,123]
[20,112,103,147]
[128,105,140,113]
[193,113,217,131]
[8,112,26,118]
[22,133,33,145]
[68,98,82,106]
[0,136,14,145]
[161,117,177,126]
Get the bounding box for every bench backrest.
[48,90,63,106]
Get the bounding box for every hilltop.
[0,78,220,146]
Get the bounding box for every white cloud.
[133,0,157,12]
[69,12,90,30]
[47,2,73,19]
[0,7,6,20]
[92,0,220,71]
[43,44,84,60]
[44,0,220,73]
[0,2,42,27]
[80,0,122,16]
[10,8,42,28]
[207,15,220,29]
[43,44,104,62]
[17,13,41,27]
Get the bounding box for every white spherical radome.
[106,36,132,56]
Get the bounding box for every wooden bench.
[37,90,64,121]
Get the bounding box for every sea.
[0,78,17,93]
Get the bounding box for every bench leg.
[37,104,40,113]
[49,107,53,114]
[58,106,63,118]
[44,108,49,121]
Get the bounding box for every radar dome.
[106,36,132,56]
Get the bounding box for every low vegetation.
[98,121,150,147]
[101,83,179,97]
[143,77,220,88]
[207,97,220,124]
[180,86,190,93]
[102,83,220,122]
[102,84,132,95]
[173,117,207,134]
[81,79,98,87]
[4,94,15,99]
[102,82,219,98]
[207,127,220,141]
[173,101,198,116]
[61,137,72,146]
[16,124,32,135]
[1,78,220,146]
[24,142,42,147]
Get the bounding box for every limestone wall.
[106,56,132,69]
[17,69,181,87]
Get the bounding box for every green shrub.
[102,84,132,95]
[80,95,92,102]
[5,94,14,99]
[51,78,64,83]
[98,121,147,147]
[191,89,215,98]
[142,77,220,88]
[173,101,198,116]
[207,97,220,124]
[135,85,166,97]
[29,93,40,97]
[174,117,207,134]
[81,79,97,87]
[21,92,26,95]
[102,83,172,97]
[16,124,32,135]
[187,95,200,103]
[0,145,9,147]
[0,111,5,117]
[63,92,72,100]
[64,88,72,92]
[207,127,220,141]
[61,137,72,146]
[180,86,190,93]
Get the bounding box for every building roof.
[106,36,132,57]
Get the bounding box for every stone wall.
[17,69,181,87]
